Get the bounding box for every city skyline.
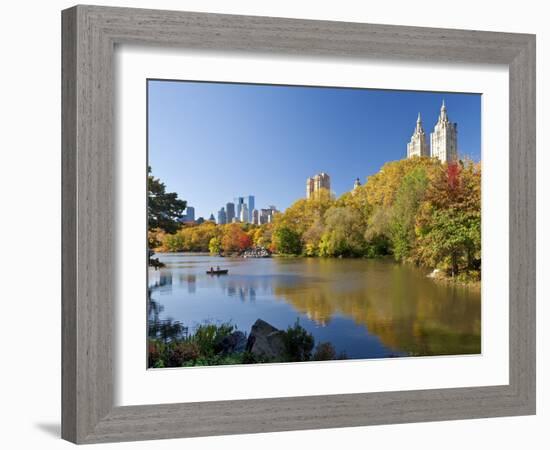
[182,193,277,225]
[148,80,481,218]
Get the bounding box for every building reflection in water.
[186,274,196,294]
[224,279,262,303]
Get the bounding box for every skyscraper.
[407,113,429,158]
[180,206,195,223]
[252,209,259,225]
[260,206,278,224]
[239,203,249,223]
[217,207,227,225]
[235,197,245,221]
[247,195,255,223]
[226,202,235,223]
[306,173,330,199]
[430,100,458,163]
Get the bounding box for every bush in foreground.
[148,318,346,368]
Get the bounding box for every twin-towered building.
[407,100,458,163]
[304,102,457,201]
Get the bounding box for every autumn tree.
[221,223,252,254]
[208,237,222,255]
[153,156,481,281]
[274,188,334,237]
[414,160,481,278]
[364,157,440,208]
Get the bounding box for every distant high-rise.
[252,209,259,225]
[217,207,227,225]
[306,173,330,199]
[180,206,195,223]
[239,203,249,223]
[247,195,255,223]
[353,178,361,191]
[208,213,215,222]
[430,100,458,163]
[235,197,245,221]
[226,202,235,223]
[260,206,278,224]
[407,113,429,158]
[259,209,269,224]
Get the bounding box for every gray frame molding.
[62,5,536,444]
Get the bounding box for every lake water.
[148,253,481,359]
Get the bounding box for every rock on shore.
[242,246,271,258]
[246,319,285,359]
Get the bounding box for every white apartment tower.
[407,113,429,158]
[430,100,458,163]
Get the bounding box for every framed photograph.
[62,5,536,444]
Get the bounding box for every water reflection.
[148,254,481,359]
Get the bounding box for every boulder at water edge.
[246,319,286,359]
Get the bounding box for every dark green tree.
[283,319,314,362]
[273,226,302,255]
[147,166,187,234]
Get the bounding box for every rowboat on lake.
[206,268,229,275]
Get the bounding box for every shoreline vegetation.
[149,157,481,283]
[148,295,352,368]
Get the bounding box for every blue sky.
[148,80,481,219]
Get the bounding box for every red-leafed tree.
[447,161,461,190]
[221,223,252,254]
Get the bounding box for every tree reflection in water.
[270,258,480,356]
[148,255,481,358]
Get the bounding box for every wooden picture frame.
[62,5,536,444]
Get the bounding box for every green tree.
[320,206,365,257]
[283,319,314,362]
[273,226,302,255]
[416,209,480,277]
[147,166,186,234]
[413,160,481,278]
[163,233,187,252]
[363,207,391,257]
[390,167,428,261]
